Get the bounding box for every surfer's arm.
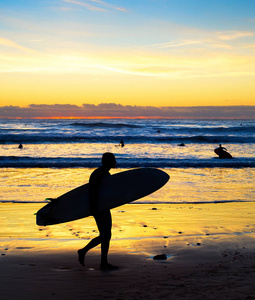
[89,167,110,215]
[89,169,103,215]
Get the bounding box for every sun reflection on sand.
[1,202,254,256]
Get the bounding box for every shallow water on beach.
[0,167,254,204]
[1,202,254,253]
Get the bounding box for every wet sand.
[1,202,255,299]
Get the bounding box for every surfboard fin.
[45,198,57,202]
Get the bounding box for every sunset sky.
[1,0,255,117]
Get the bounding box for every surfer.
[78,152,118,271]
[119,139,124,147]
[218,144,227,152]
[217,143,228,158]
[214,144,233,159]
[18,143,23,149]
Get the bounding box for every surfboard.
[36,168,169,226]
[214,148,233,159]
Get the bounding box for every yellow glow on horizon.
[28,116,168,120]
[1,39,255,107]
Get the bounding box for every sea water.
[0,118,254,203]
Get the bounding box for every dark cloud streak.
[0,104,254,119]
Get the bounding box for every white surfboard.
[36,168,169,226]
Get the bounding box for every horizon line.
[0,104,254,119]
[0,116,254,120]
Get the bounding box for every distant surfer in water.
[214,144,233,159]
[218,144,227,152]
[119,139,125,147]
[78,152,118,270]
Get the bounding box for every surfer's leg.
[78,213,104,266]
[98,210,111,266]
[95,210,118,270]
[78,236,101,266]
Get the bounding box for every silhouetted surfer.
[78,152,118,270]
[214,144,232,159]
[119,139,124,147]
[18,143,23,149]
[218,144,227,152]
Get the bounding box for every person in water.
[218,144,227,151]
[78,152,118,270]
[215,143,232,159]
[119,139,124,147]
[18,143,23,149]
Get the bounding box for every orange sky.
[0,1,255,110]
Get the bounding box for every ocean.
[0,118,254,204]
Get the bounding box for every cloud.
[146,29,254,52]
[0,37,36,53]
[0,104,254,119]
[216,31,254,40]
[90,0,126,11]
[149,40,205,49]
[62,0,126,12]
[62,0,106,11]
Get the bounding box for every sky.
[0,0,255,118]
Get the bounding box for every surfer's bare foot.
[78,249,86,267]
[100,263,118,271]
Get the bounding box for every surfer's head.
[102,152,116,168]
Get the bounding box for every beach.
[1,0,255,295]
[1,202,255,300]
[1,118,254,299]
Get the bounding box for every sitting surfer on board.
[78,152,118,270]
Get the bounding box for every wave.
[0,156,254,168]
[158,125,255,134]
[158,136,255,143]
[1,134,255,144]
[69,122,142,128]
[2,124,254,134]
[1,119,254,144]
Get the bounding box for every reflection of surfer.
[119,139,125,147]
[78,152,118,270]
